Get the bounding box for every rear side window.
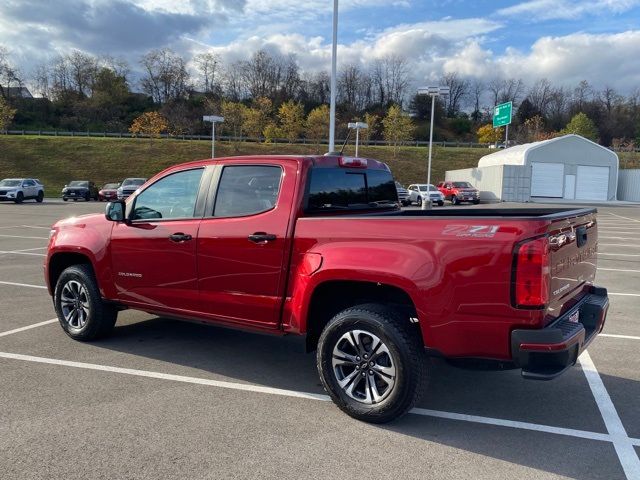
[307,168,397,211]
[214,165,282,217]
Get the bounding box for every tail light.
[339,157,367,168]
[513,237,550,308]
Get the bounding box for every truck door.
[110,167,205,312]
[197,160,297,329]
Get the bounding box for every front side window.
[131,168,203,221]
[214,165,282,217]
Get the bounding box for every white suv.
[0,178,45,203]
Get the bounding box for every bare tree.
[372,55,409,107]
[572,80,593,111]
[528,78,552,117]
[0,47,23,99]
[488,77,525,106]
[140,48,190,104]
[67,50,98,97]
[441,72,469,117]
[469,79,484,122]
[195,52,220,94]
[221,60,246,101]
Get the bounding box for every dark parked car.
[117,178,147,200]
[62,181,99,201]
[98,183,121,202]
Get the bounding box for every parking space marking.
[599,253,640,257]
[0,281,46,289]
[1,350,640,450]
[0,250,46,257]
[580,351,640,479]
[600,334,640,341]
[598,268,640,273]
[606,213,640,224]
[0,319,57,338]
[0,234,48,240]
[600,237,638,241]
[20,225,51,230]
[600,244,640,248]
[609,293,640,297]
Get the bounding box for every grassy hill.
[1,136,638,196]
[0,136,488,195]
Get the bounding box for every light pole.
[347,122,368,157]
[203,115,224,158]
[417,86,449,210]
[329,0,338,153]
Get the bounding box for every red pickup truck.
[45,155,609,423]
[437,181,480,204]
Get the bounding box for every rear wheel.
[36,191,44,203]
[317,303,427,423]
[438,201,444,206]
[416,196,422,206]
[14,192,24,204]
[54,264,118,341]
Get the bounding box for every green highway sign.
[493,101,512,128]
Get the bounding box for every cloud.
[496,0,640,21]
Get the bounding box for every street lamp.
[347,122,368,157]
[417,85,449,210]
[203,115,224,158]
[329,0,338,153]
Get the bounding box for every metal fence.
[1,129,491,149]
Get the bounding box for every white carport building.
[445,135,619,202]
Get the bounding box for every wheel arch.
[304,280,423,352]
[48,252,95,295]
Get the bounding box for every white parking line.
[609,293,640,297]
[0,319,57,338]
[606,213,640,223]
[0,281,46,289]
[598,268,640,273]
[20,225,51,230]
[599,253,640,257]
[0,234,48,240]
[1,350,639,449]
[600,244,640,248]
[580,351,640,479]
[600,334,640,341]
[600,237,638,241]
[0,250,46,257]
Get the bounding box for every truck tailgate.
[546,210,598,322]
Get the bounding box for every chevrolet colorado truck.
[45,155,609,423]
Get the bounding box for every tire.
[416,196,422,207]
[54,264,118,341]
[36,191,44,203]
[317,303,427,423]
[85,193,90,202]
[438,201,444,206]
[473,199,480,205]
[63,198,68,201]
[73,198,78,202]
[14,192,24,204]
[451,195,458,205]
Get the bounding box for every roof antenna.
[325,128,353,156]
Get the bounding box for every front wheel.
[451,195,458,205]
[54,264,118,341]
[14,192,24,204]
[416,196,422,207]
[438,201,444,206]
[317,303,427,423]
[473,199,480,205]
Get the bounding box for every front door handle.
[169,232,192,242]
[248,232,277,244]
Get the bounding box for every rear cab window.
[305,165,398,213]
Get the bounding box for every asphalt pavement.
[0,199,638,479]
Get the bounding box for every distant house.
[5,86,33,99]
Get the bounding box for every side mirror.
[105,200,126,222]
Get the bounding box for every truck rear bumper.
[511,286,609,380]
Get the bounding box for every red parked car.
[45,155,608,423]
[437,181,480,205]
[98,183,120,202]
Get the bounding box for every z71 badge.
[443,225,499,238]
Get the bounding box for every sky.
[2,0,640,93]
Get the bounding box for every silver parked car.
[407,184,445,206]
[0,178,45,203]
[395,182,411,206]
[117,178,147,200]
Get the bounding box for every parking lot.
[0,200,638,480]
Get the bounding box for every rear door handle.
[169,232,192,242]
[248,232,277,243]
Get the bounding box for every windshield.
[68,181,88,187]
[418,185,438,192]
[453,182,473,188]
[123,179,145,187]
[0,180,21,187]
[103,183,119,189]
